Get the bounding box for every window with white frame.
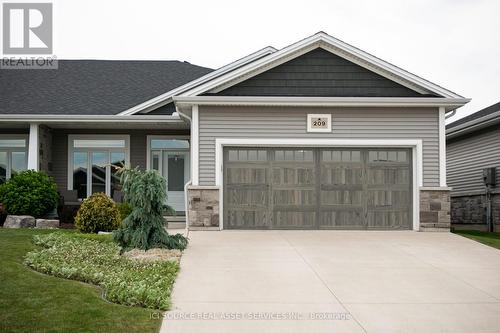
[0,135,28,184]
[147,136,190,212]
[148,137,190,191]
[68,135,129,200]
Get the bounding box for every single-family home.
[0,32,470,230]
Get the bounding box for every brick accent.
[187,186,219,228]
[451,193,500,232]
[419,189,451,231]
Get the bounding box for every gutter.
[174,96,470,111]
[0,114,185,123]
[446,109,500,139]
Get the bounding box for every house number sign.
[307,114,332,132]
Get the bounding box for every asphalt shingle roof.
[0,60,213,115]
[447,101,500,129]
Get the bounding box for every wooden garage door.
[223,148,412,230]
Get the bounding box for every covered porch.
[0,115,191,224]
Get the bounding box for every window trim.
[0,134,28,181]
[145,135,190,171]
[67,134,130,198]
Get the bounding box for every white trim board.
[191,105,200,185]
[28,123,39,170]
[174,96,469,112]
[438,107,447,186]
[214,138,423,231]
[181,32,465,99]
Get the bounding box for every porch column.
[27,123,39,170]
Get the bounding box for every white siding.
[198,106,440,186]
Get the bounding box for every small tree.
[113,167,188,250]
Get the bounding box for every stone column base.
[187,186,220,229]
[419,187,451,231]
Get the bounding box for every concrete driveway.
[161,231,500,333]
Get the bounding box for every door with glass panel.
[149,138,190,214]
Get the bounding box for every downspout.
[445,110,456,119]
[175,106,192,235]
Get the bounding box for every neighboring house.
[0,32,469,231]
[447,102,500,232]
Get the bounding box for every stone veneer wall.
[38,125,52,175]
[419,189,451,231]
[187,186,219,228]
[451,193,500,232]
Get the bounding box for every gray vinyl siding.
[447,125,500,196]
[51,129,188,191]
[198,106,440,186]
[210,48,435,98]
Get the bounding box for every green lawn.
[454,230,500,250]
[0,229,162,333]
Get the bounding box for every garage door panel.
[367,211,410,229]
[274,211,316,228]
[367,168,411,186]
[226,210,271,229]
[272,167,315,186]
[273,189,316,206]
[367,190,411,208]
[320,189,363,205]
[320,210,365,229]
[224,147,412,230]
[226,166,268,184]
[226,187,268,207]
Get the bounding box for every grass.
[0,229,163,333]
[454,230,500,250]
[25,232,180,310]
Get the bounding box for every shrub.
[25,232,179,310]
[75,193,121,233]
[117,202,133,221]
[0,170,58,218]
[113,167,188,250]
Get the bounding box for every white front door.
[151,150,190,213]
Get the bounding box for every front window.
[69,136,128,200]
[0,137,28,184]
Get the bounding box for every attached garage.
[174,32,467,232]
[223,147,412,230]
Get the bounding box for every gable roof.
[0,60,213,115]
[446,101,500,139]
[179,32,466,100]
[117,46,277,115]
[210,48,433,98]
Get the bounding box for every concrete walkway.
[161,231,500,333]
